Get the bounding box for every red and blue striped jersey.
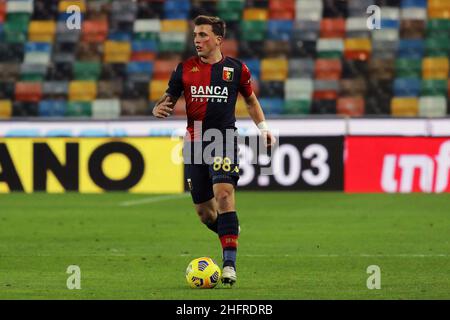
[166,55,253,139]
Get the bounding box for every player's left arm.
[244,93,276,147]
[239,62,276,147]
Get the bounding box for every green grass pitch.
[0,192,449,299]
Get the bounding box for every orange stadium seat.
[315,59,342,80]
[269,0,295,20]
[448,80,450,99]
[222,39,239,58]
[15,82,42,102]
[0,2,5,23]
[337,97,365,116]
[153,59,180,80]
[320,18,346,38]
[131,52,157,62]
[82,20,108,43]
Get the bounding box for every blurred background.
[0,0,449,193]
[0,0,448,119]
[0,1,449,300]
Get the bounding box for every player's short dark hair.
[193,15,226,38]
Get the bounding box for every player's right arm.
[152,94,178,118]
[152,62,183,119]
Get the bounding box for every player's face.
[193,25,221,58]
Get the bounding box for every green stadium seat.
[425,35,450,57]
[240,21,266,41]
[395,58,422,78]
[426,19,450,37]
[3,13,30,43]
[421,80,448,96]
[73,62,101,80]
[217,0,244,21]
[66,101,92,117]
[283,100,311,115]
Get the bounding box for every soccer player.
[152,15,276,286]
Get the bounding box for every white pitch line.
[179,254,450,258]
[119,193,190,207]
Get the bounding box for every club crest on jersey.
[223,67,234,82]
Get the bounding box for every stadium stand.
[0,0,448,119]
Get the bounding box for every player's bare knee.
[214,189,234,211]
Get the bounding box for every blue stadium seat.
[164,11,190,20]
[242,59,261,80]
[259,98,284,115]
[164,0,191,19]
[25,42,52,53]
[380,19,400,29]
[267,20,293,41]
[127,62,153,75]
[393,78,421,96]
[401,0,427,8]
[108,31,132,41]
[398,39,424,59]
[132,40,158,53]
[164,0,191,12]
[38,100,66,117]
